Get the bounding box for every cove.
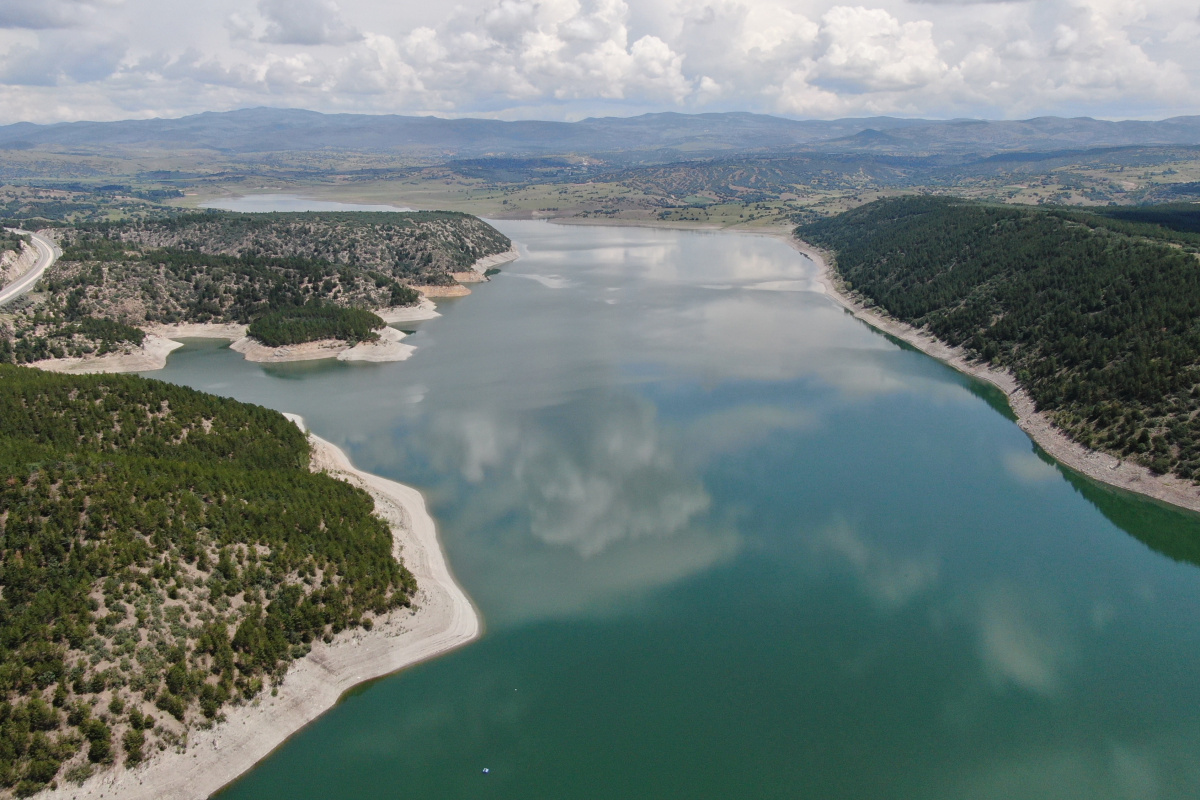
[152,210,1200,799]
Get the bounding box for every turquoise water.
[153,215,1200,799]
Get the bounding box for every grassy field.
[177,174,880,231]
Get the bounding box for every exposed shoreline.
[470,244,521,273]
[230,326,415,364]
[30,335,185,374]
[418,245,522,296]
[550,216,731,233]
[778,233,1200,516]
[45,420,481,800]
[377,297,441,324]
[28,302,441,374]
[23,242,521,375]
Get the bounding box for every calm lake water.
[198,194,412,213]
[157,207,1200,799]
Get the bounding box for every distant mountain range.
[2,107,1200,161]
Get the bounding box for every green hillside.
[798,197,1200,481]
[0,365,413,795]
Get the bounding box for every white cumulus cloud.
[0,0,118,31]
[814,6,946,93]
[0,0,1195,122]
[257,0,361,46]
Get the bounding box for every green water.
[150,218,1200,799]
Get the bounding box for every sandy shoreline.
[470,244,521,273]
[23,241,523,375]
[378,297,441,323]
[779,233,1200,515]
[417,245,521,295]
[30,335,185,374]
[146,322,249,340]
[230,326,415,364]
[44,419,481,800]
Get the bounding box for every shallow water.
[149,213,1200,799]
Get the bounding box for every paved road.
[0,229,59,307]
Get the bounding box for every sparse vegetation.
[0,231,26,259]
[85,211,509,285]
[0,185,186,227]
[0,211,505,364]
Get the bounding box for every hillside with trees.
[0,210,509,363]
[0,186,185,228]
[91,211,509,285]
[0,364,414,796]
[798,197,1200,482]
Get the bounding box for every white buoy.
[482,768,490,774]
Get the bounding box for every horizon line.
[3,106,1198,128]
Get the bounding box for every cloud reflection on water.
[409,390,736,626]
[809,517,941,612]
[352,223,1120,695]
[975,583,1074,697]
[807,517,1078,701]
[448,393,711,557]
[344,223,1049,631]
[1001,449,1060,484]
[926,731,1200,800]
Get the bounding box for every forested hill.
[797,197,1200,482]
[0,365,415,795]
[0,211,510,363]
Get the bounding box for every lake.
[198,194,413,213]
[160,204,1200,799]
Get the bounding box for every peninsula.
[0,211,517,374]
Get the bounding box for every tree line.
[246,305,386,347]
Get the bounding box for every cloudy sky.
[0,0,1196,124]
